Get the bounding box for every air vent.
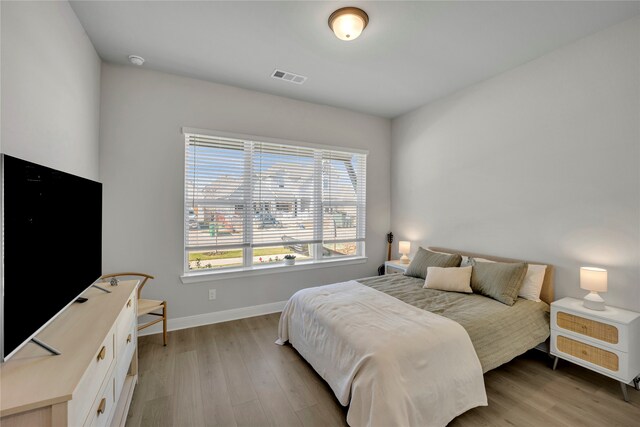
[271,69,307,85]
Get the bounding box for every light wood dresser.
[551,297,640,401]
[1,280,139,426]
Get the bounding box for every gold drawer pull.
[97,397,106,415]
[97,346,106,361]
[127,334,132,344]
[127,299,132,308]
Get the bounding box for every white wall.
[391,17,640,310]
[1,1,101,180]
[99,64,391,319]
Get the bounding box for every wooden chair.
[100,272,167,346]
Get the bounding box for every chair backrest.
[100,272,155,299]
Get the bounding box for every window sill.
[180,256,368,284]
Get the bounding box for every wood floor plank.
[244,313,301,361]
[246,317,318,411]
[543,377,637,427]
[228,320,302,426]
[126,335,174,427]
[172,350,206,427]
[232,400,270,427]
[146,336,176,401]
[481,379,557,427]
[136,332,155,373]
[295,404,334,427]
[141,396,173,427]
[489,370,556,414]
[193,325,238,427]
[172,327,197,354]
[213,322,259,406]
[131,315,640,427]
[124,370,146,427]
[501,401,568,427]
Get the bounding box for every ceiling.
[70,1,640,118]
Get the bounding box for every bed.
[277,247,553,427]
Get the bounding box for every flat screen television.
[1,154,102,361]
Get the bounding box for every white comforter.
[277,280,487,427]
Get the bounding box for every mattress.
[358,273,550,373]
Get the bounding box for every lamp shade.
[580,267,607,292]
[399,241,411,255]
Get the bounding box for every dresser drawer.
[83,363,116,427]
[69,328,116,426]
[115,321,137,400]
[115,292,136,350]
[551,332,629,381]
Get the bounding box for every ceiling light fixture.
[128,55,145,66]
[328,7,369,41]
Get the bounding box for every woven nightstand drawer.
[556,335,619,371]
[556,311,618,344]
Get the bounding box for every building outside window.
[183,130,367,274]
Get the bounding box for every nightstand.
[384,260,409,275]
[550,297,640,401]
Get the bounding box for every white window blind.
[184,131,367,271]
[185,135,249,251]
[322,151,366,245]
[251,142,322,248]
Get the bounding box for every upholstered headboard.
[428,247,555,304]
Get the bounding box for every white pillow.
[424,266,473,293]
[518,264,547,302]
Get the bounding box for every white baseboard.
[138,300,287,337]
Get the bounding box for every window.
[184,130,367,274]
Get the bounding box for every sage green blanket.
[358,274,550,373]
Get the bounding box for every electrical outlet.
[208,289,216,300]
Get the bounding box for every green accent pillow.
[470,261,528,306]
[404,247,462,279]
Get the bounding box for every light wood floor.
[127,313,639,427]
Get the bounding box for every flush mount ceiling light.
[128,55,145,66]
[328,7,369,41]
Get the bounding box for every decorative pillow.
[470,261,528,306]
[466,257,547,302]
[405,247,462,279]
[424,266,473,293]
[518,264,547,302]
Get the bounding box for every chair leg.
[162,301,168,346]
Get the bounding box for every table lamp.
[399,241,411,264]
[580,267,607,311]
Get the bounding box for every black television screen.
[1,154,102,360]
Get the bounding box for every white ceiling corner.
[69,1,640,118]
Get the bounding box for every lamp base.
[583,291,605,311]
[400,254,410,264]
